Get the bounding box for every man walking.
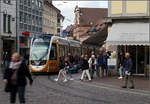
[98,52,104,77]
[122,52,134,89]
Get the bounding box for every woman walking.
[3,53,33,104]
[88,55,96,79]
[80,55,91,81]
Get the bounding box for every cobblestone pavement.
[0,72,150,104]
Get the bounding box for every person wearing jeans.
[118,51,125,79]
[96,58,100,77]
[80,55,91,81]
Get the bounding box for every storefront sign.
[108,59,116,66]
[108,59,116,70]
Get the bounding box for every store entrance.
[137,46,145,74]
[127,46,145,74]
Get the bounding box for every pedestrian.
[68,52,74,64]
[80,54,84,69]
[122,52,134,89]
[54,57,68,82]
[3,52,10,69]
[74,52,79,65]
[95,54,100,77]
[88,51,95,59]
[97,51,104,77]
[88,55,96,79]
[118,51,125,79]
[80,55,91,81]
[3,53,33,104]
[103,52,108,77]
[24,54,29,66]
[55,57,73,82]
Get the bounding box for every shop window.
[20,37,28,47]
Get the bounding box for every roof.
[44,0,60,13]
[79,22,106,38]
[78,8,108,26]
[57,13,64,20]
[66,25,76,33]
[83,25,108,46]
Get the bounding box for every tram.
[29,35,81,73]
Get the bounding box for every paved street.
[0,72,150,104]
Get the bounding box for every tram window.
[49,44,57,60]
[59,48,61,57]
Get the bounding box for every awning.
[106,22,149,46]
[83,25,108,46]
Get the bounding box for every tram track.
[34,76,112,104]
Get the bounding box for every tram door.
[48,43,59,72]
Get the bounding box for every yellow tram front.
[29,35,60,73]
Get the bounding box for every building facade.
[17,0,43,56]
[73,6,107,42]
[0,0,16,68]
[43,0,58,35]
[106,0,150,76]
[43,0,64,36]
[57,13,64,36]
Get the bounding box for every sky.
[53,1,108,29]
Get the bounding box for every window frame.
[49,43,57,60]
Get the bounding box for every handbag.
[4,83,11,92]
